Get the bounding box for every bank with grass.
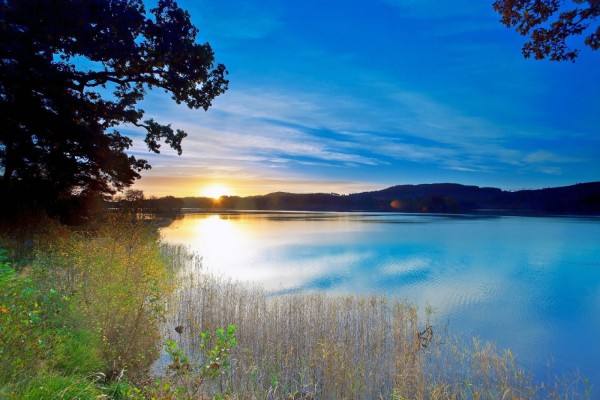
[0,217,592,399]
[0,216,172,398]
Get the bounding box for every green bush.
[1,216,174,397]
[0,250,68,383]
[30,216,173,380]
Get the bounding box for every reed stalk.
[159,246,590,400]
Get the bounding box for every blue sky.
[130,0,599,197]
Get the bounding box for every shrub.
[31,216,173,380]
[0,250,69,383]
[1,215,173,398]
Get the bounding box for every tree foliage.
[493,0,600,61]
[0,0,228,212]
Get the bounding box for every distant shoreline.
[130,181,600,216]
[175,208,600,218]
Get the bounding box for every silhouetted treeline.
[173,182,600,215]
[104,195,185,217]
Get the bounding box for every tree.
[493,0,599,61]
[0,0,228,213]
[124,189,145,204]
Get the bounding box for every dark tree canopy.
[493,0,600,61]
[0,0,228,213]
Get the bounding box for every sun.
[201,184,232,199]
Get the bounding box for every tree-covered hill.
[172,181,600,215]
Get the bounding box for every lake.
[160,211,600,386]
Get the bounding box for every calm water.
[161,212,600,385]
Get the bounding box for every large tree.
[0,0,228,212]
[493,0,599,61]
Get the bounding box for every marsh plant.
[162,247,591,400]
[1,218,591,399]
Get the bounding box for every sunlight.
[191,215,256,277]
[201,184,232,199]
[161,214,258,279]
[161,214,330,288]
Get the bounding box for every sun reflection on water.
[160,213,358,290]
[162,214,256,279]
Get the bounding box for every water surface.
[161,212,600,385]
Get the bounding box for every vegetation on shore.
[0,216,172,398]
[164,252,591,399]
[111,182,600,216]
[0,216,592,399]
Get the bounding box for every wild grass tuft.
[17,373,105,400]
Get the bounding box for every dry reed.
[159,245,590,400]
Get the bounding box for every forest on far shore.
[117,181,600,216]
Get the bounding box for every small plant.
[159,325,238,399]
[165,339,192,374]
[199,324,238,383]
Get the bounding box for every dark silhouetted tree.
[493,0,599,61]
[0,0,228,214]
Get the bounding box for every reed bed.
[159,245,590,400]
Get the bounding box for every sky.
[128,0,600,198]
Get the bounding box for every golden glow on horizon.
[201,184,232,199]
[131,174,383,198]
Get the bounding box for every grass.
[0,215,173,398]
[0,217,592,399]
[161,247,592,399]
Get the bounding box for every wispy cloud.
[524,150,582,164]
[129,0,600,196]
[131,72,596,195]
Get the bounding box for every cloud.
[524,150,581,164]
[130,63,597,195]
[152,87,472,165]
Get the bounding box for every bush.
[31,216,173,380]
[1,215,173,397]
[0,250,69,383]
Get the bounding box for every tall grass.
[161,247,591,400]
[0,215,173,397]
[31,216,173,379]
[1,217,590,399]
